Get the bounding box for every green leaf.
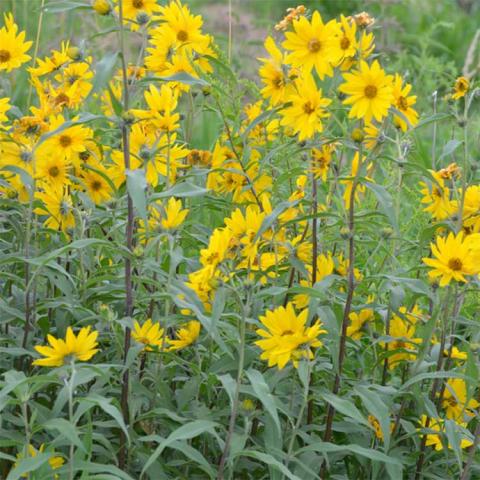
[143,72,209,87]
[298,442,403,467]
[73,462,135,480]
[235,450,301,480]
[43,418,86,452]
[401,371,469,391]
[320,391,369,426]
[154,182,209,198]
[245,369,282,438]
[81,394,129,443]
[355,385,392,451]
[43,1,91,13]
[365,182,398,232]
[91,51,119,96]
[125,169,147,220]
[217,374,236,408]
[439,139,462,161]
[141,420,218,475]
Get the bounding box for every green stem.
[286,362,311,468]
[217,286,249,479]
[68,362,76,480]
[118,0,134,470]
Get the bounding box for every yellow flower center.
[340,36,351,50]
[303,101,315,114]
[397,96,408,110]
[448,257,463,271]
[49,166,60,177]
[364,85,378,99]
[307,38,321,53]
[0,49,11,63]
[177,30,189,42]
[281,330,294,336]
[132,0,144,8]
[59,135,72,147]
[91,180,102,191]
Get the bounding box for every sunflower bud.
[121,111,135,126]
[340,227,351,240]
[136,11,150,26]
[381,227,393,239]
[92,0,111,15]
[241,398,256,413]
[67,46,81,61]
[351,128,364,143]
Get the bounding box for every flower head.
[161,197,189,230]
[392,74,418,131]
[33,327,99,367]
[255,303,326,369]
[423,232,480,286]
[280,74,331,141]
[167,321,201,351]
[0,13,32,72]
[132,319,164,351]
[442,378,480,420]
[283,11,341,79]
[339,60,394,123]
[452,76,469,100]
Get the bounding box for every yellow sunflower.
[0,13,32,72]
[0,97,10,125]
[116,0,160,27]
[392,74,419,131]
[419,171,457,221]
[310,144,336,181]
[258,36,294,106]
[34,186,75,233]
[132,319,164,351]
[442,378,479,421]
[36,154,71,189]
[255,302,326,369]
[423,232,480,286]
[280,74,331,141]
[33,326,99,367]
[282,11,341,79]
[167,321,201,351]
[452,76,469,100]
[339,60,394,123]
[80,164,113,205]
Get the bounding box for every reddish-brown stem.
[321,151,363,477]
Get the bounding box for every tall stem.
[118,0,134,470]
[321,148,363,476]
[414,286,454,480]
[307,169,318,424]
[217,286,249,479]
[68,362,76,480]
[286,362,311,469]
